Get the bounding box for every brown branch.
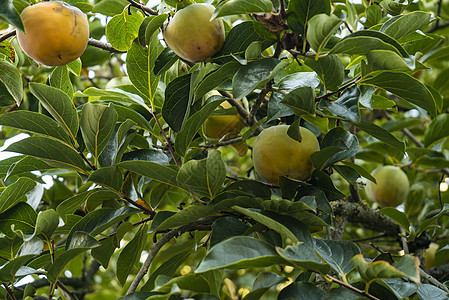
[88,38,124,53]
[127,215,220,294]
[331,200,400,236]
[420,268,449,293]
[0,29,16,43]
[325,275,381,300]
[3,283,16,300]
[126,0,158,15]
[316,76,362,101]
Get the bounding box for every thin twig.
[316,76,362,101]
[0,29,16,43]
[121,194,156,217]
[325,274,381,300]
[127,215,220,293]
[2,283,16,300]
[88,38,124,53]
[149,108,180,166]
[56,281,79,300]
[126,0,158,15]
[420,268,449,293]
[98,217,153,242]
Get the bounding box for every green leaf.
[351,254,420,285]
[276,243,331,274]
[126,34,163,105]
[232,207,299,243]
[304,55,345,91]
[65,207,139,249]
[155,205,215,231]
[286,0,331,36]
[49,66,74,99]
[118,160,179,187]
[0,40,16,63]
[243,272,286,300]
[162,73,192,132]
[154,273,211,294]
[0,202,37,238]
[232,58,280,100]
[362,71,437,117]
[364,4,382,28]
[117,224,148,285]
[320,85,360,122]
[25,209,59,241]
[0,111,72,145]
[114,105,152,132]
[281,86,316,115]
[379,208,410,234]
[352,120,405,154]
[81,87,149,111]
[416,204,449,236]
[278,282,326,300]
[175,99,223,156]
[177,150,226,198]
[0,58,23,105]
[212,0,273,18]
[366,50,411,71]
[380,11,431,40]
[0,177,36,214]
[5,136,89,174]
[379,0,406,15]
[211,21,274,64]
[56,188,118,219]
[105,9,144,51]
[210,217,250,248]
[30,83,79,142]
[47,232,99,282]
[80,103,118,160]
[195,236,286,273]
[0,254,35,283]
[315,239,360,279]
[195,61,241,100]
[306,14,342,55]
[329,30,407,57]
[0,0,23,31]
[142,14,168,46]
[424,114,449,147]
[417,283,449,300]
[320,127,359,168]
[88,166,123,192]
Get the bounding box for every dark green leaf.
[0,0,23,31]
[305,55,345,91]
[0,202,36,238]
[353,120,405,154]
[88,166,123,192]
[315,239,360,278]
[320,126,359,168]
[30,83,79,141]
[380,11,431,40]
[306,14,341,55]
[320,85,360,122]
[279,282,326,300]
[195,236,286,273]
[0,58,23,105]
[286,0,331,36]
[213,0,272,18]
[177,150,226,198]
[281,86,316,115]
[118,160,179,187]
[50,66,74,99]
[0,111,72,145]
[156,205,215,231]
[162,73,191,132]
[5,137,89,174]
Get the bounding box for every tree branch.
[325,274,381,300]
[420,267,449,293]
[0,29,16,43]
[127,215,220,294]
[88,38,124,53]
[126,0,158,15]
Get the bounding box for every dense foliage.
[0,0,449,299]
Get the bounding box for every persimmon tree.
[0,0,449,299]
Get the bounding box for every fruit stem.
[176,0,196,10]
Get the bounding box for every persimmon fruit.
[17,1,89,66]
[365,165,410,207]
[163,3,225,63]
[252,125,320,185]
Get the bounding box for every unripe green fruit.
[17,1,89,66]
[366,166,410,207]
[252,125,320,185]
[163,3,225,63]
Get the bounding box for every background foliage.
[1,0,449,299]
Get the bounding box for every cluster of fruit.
[16,1,410,208]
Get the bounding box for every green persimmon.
[163,3,225,63]
[366,165,410,207]
[252,125,320,185]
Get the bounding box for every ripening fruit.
[425,242,439,270]
[205,101,248,156]
[365,166,410,208]
[252,125,320,185]
[17,1,89,66]
[163,3,225,63]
